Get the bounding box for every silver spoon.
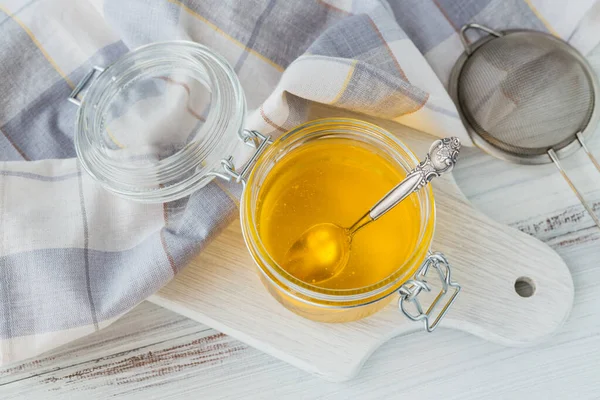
[283,137,461,283]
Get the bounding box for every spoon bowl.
[283,223,351,283]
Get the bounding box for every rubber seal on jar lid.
[74,41,247,203]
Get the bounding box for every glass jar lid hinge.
[209,129,272,186]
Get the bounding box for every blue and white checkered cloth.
[1,0,599,365]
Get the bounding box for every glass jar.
[242,118,438,322]
[70,41,460,331]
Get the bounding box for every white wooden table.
[2,131,600,399]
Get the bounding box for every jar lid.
[74,41,246,202]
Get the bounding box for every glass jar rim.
[74,41,246,203]
[241,118,436,305]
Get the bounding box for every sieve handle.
[548,149,600,229]
[460,23,503,55]
[577,132,600,174]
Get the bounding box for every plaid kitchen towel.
[1,0,599,365]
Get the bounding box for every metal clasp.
[398,252,461,332]
[68,65,105,107]
[209,129,272,186]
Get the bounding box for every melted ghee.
[256,137,420,290]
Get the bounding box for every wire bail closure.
[398,252,461,332]
[68,66,105,107]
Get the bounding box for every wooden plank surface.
[2,115,600,397]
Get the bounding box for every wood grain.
[148,106,575,381]
[0,303,256,399]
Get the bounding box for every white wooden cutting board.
[149,109,574,382]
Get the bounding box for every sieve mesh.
[457,32,594,156]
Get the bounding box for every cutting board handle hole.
[514,277,536,298]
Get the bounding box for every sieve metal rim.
[449,27,600,165]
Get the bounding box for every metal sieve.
[449,23,600,228]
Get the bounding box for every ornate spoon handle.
[368,137,461,221]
